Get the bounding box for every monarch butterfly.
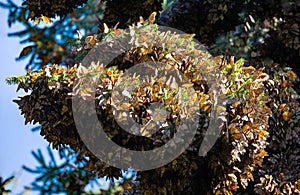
[148,12,157,24]
[34,15,53,25]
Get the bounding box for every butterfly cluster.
[7,21,300,194]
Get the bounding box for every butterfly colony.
[7,16,300,194]
[6,11,300,195]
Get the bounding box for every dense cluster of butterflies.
[216,7,300,74]
[7,19,300,194]
[159,0,300,75]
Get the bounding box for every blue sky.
[0,2,51,193]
